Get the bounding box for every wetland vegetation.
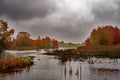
[0,54,34,73]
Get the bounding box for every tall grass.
[0,55,33,73]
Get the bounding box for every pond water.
[0,50,120,80]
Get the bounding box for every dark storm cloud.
[0,0,57,20]
[91,0,120,25]
[1,0,120,42]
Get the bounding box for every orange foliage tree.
[14,32,32,48]
[87,25,120,46]
[32,36,58,49]
[85,38,91,46]
[0,20,14,52]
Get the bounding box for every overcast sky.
[0,0,120,43]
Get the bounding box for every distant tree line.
[12,32,58,49]
[59,41,81,47]
[0,20,58,52]
[85,25,120,46]
[2,20,120,51]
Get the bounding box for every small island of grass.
[0,55,34,73]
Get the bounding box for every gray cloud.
[1,0,120,43]
[91,0,120,25]
[0,0,57,20]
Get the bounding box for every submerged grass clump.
[0,55,34,73]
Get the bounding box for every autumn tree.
[0,20,14,52]
[15,32,32,48]
[30,36,58,49]
[32,36,42,49]
[52,39,58,48]
[89,25,120,46]
[85,38,91,46]
[112,27,120,45]
[42,37,52,48]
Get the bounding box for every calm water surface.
[0,50,120,80]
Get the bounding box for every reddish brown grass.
[0,55,33,73]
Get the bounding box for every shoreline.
[46,45,120,58]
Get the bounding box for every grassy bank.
[46,45,120,58]
[9,47,38,50]
[9,47,58,51]
[76,45,120,58]
[77,45,120,52]
[0,55,34,73]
